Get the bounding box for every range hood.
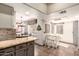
[24,18,37,25]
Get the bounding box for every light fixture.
[25,11,30,15]
[59,10,67,14]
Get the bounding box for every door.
[62,22,73,43]
[73,20,78,46]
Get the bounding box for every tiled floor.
[34,44,79,56]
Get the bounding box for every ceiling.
[47,3,79,14]
[26,3,79,14]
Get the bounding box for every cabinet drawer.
[16,43,26,50]
[0,52,15,56]
[0,47,15,53]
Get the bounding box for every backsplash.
[0,28,16,41]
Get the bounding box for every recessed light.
[25,12,30,15]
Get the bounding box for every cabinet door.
[16,49,26,56]
[0,4,14,15]
[26,44,28,56]
[0,52,15,56]
[0,47,15,56]
[27,42,34,56]
[0,4,14,28]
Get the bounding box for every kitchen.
[0,3,79,56]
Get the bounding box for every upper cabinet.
[0,4,14,15]
[0,4,14,28]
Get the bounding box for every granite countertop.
[0,36,37,49]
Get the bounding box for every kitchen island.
[0,36,37,56]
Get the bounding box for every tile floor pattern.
[34,44,79,56]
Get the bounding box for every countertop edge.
[0,36,37,49]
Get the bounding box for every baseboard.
[35,40,76,47]
[59,41,76,46]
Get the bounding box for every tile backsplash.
[0,28,16,41]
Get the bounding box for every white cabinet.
[0,4,14,28]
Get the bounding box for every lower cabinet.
[15,43,26,56]
[0,47,15,56]
[27,41,34,56]
[28,45,34,56]
[0,41,34,56]
[16,49,26,56]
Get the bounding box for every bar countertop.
[0,36,37,49]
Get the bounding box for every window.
[51,23,55,34]
[45,24,50,33]
[56,23,63,34]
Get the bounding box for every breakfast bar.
[0,36,36,56]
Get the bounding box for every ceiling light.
[25,12,30,15]
[59,10,67,14]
